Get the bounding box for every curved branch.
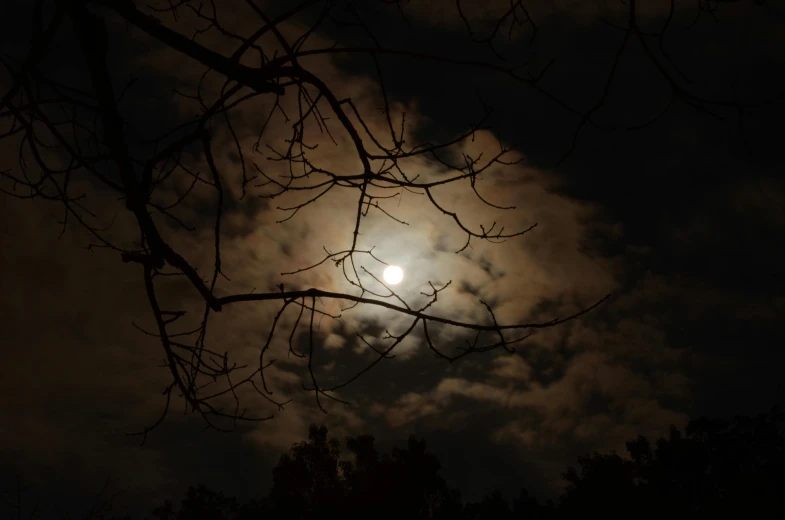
[219,288,611,333]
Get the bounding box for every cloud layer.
[2,0,783,511]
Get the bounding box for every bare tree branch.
[0,0,662,437]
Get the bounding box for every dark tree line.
[17,406,778,519]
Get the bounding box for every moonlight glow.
[383,265,404,285]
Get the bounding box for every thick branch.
[219,288,611,332]
[92,0,284,95]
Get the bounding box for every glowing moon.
[383,265,404,285]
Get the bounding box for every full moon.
[383,265,404,285]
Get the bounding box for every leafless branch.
[0,0,630,437]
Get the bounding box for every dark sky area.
[1,0,784,517]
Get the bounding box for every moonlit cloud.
[2,0,783,511]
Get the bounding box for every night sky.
[2,0,784,517]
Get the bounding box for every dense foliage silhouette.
[268,424,462,520]
[7,408,782,518]
[147,407,783,519]
[560,406,785,516]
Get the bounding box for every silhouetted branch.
[0,0,618,436]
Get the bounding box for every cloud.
[2,2,621,499]
[370,391,442,429]
[490,354,533,382]
[4,0,782,510]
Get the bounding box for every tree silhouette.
[11,407,784,518]
[268,423,461,519]
[0,0,616,438]
[511,487,553,519]
[269,424,345,518]
[463,489,514,520]
[125,409,785,517]
[3,0,777,441]
[150,484,273,520]
[559,406,785,516]
[101,409,785,517]
[342,433,461,520]
[166,486,238,520]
